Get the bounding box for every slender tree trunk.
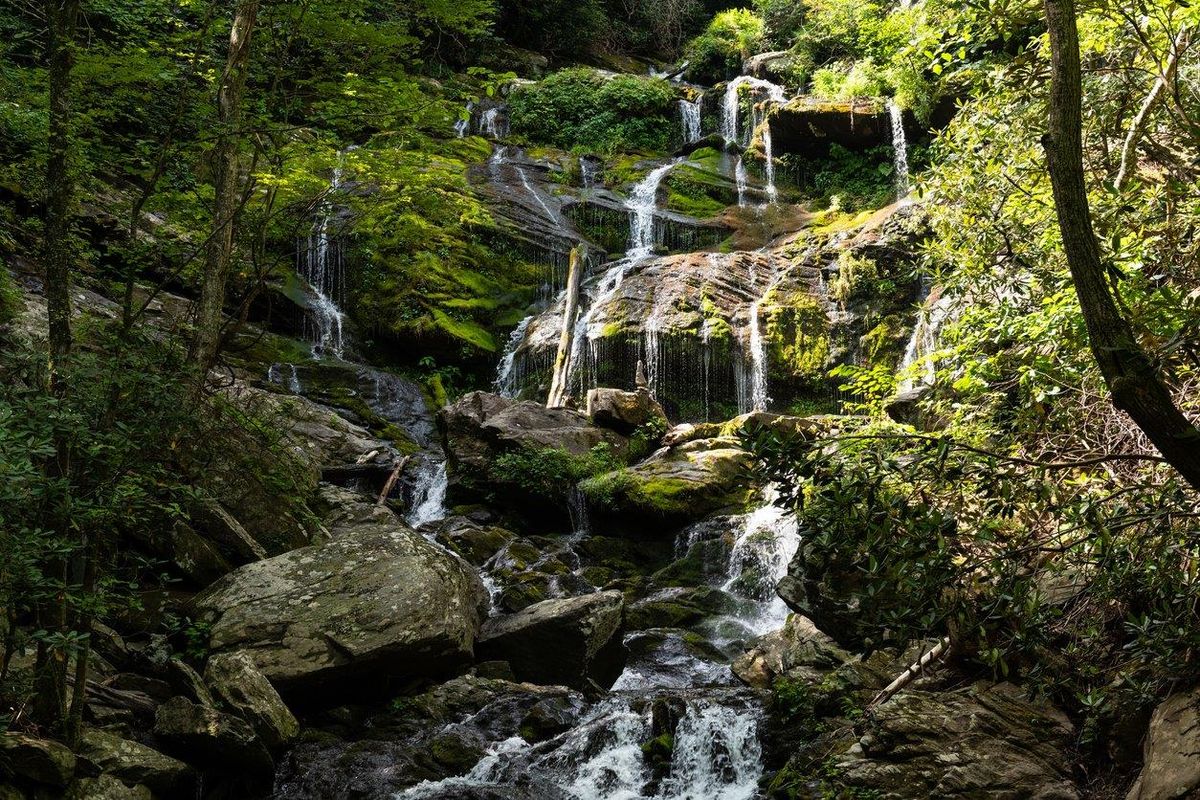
[1043,0,1200,490]
[34,0,81,735]
[548,247,586,409]
[1115,26,1191,191]
[187,0,260,377]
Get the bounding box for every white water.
[627,161,678,258]
[762,124,779,203]
[481,106,507,138]
[299,161,349,359]
[721,486,801,635]
[734,157,749,207]
[580,157,603,190]
[679,97,703,144]
[406,460,449,527]
[746,302,770,412]
[897,279,952,393]
[266,363,302,394]
[494,314,534,398]
[454,101,474,137]
[721,76,787,147]
[888,100,910,201]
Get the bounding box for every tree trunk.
[1114,26,1191,191]
[547,247,586,409]
[1043,0,1200,490]
[187,0,260,377]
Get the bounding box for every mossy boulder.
[0,733,75,789]
[75,729,196,797]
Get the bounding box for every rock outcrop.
[204,651,300,751]
[586,387,667,436]
[75,729,196,797]
[193,492,488,697]
[1126,686,1200,800]
[476,591,627,690]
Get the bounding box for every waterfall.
[481,106,508,138]
[627,160,677,258]
[494,315,534,398]
[454,101,474,138]
[888,100,911,201]
[406,460,449,527]
[580,157,602,190]
[679,97,703,144]
[266,363,302,394]
[721,76,788,146]
[747,302,770,412]
[897,278,950,393]
[762,123,778,203]
[735,157,749,207]
[721,485,801,635]
[299,161,349,360]
[567,485,591,541]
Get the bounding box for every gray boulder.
[733,614,851,688]
[834,682,1080,799]
[204,651,300,751]
[586,388,667,436]
[193,494,488,696]
[477,591,626,690]
[1126,686,1200,800]
[0,733,75,788]
[63,776,152,800]
[154,696,273,778]
[75,729,195,797]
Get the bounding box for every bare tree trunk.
[1043,0,1200,490]
[1115,26,1191,191]
[187,0,260,377]
[547,247,586,409]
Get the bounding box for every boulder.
[476,591,626,690]
[583,437,754,528]
[833,682,1080,799]
[63,776,152,800]
[204,651,300,751]
[744,50,799,82]
[192,494,488,697]
[586,388,666,436]
[1126,686,1200,800]
[75,729,196,797]
[153,696,273,779]
[732,614,851,688]
[0,733,75,788]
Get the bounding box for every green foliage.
[490,443,625,500]
[684,9,765,84]
[795,143,898,210]
[508,69,678,153]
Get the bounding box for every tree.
[1042,0,1200,491]
[187,0,259,377]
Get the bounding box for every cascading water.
[746,302,770,412]
[762,123,779,203]
[721,486,801,636]
[888,100,911,202]
[481,106,507,138]
[266,363,302,394]
[735,157,749,207]
[897,278,951,393]
[494,314,534,398]
[299,160,349,359]
[454,101,474,138]
[721,76,787,146]
[679,97,703,144]
[406,459,449,527]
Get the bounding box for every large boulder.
[75,729,196,797]
[0,733,75,788]
[204,651,300,751]
[153,696,273,782]
[63,776,152,800]
[833,682,1080,799]
[586,387,666,436]
[192,493,488,698]
[733,614,851,688]
[476,591,626,690]
[582,437,754,529]
[1126,686,1200,800]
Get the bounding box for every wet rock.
[519,695,589,743]
[429,724,488,773]
[75,729,196,797]
[154,696,274,788]
[63,776,152,800]
[204,651,299,751]
[583,438,754,527]
[744,51,799,82]
[733,615,851,688]
[192,492,488,698]
[477,591,626,690]
[768,98,912,160]
[833,682,1080,799]
[1126,686,1200,800]
[586,387,667,436]
[0,733,75,788]
[432,517,518,566]
[626,586,742,630]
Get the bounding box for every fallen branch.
[1115,26,1191,191]
[377,456,410,505]
[867,636,951,711]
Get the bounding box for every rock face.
[587,387,667,436]
[192,493,488,697]
[0,733,75,788]
[733,614,851,688]
[204,651,300,751]
[1126,686,1200,800]
[75,729,196,797]
[584,437,754,528]
[153,696,274,781]
[476,591,626,690]
[834,683,1081,799]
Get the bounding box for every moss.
[765,293,831,381]
[641,733,674,765]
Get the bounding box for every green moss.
[765,293,831,381]
[641,733,675,765]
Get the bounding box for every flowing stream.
[888,100,911,201]
[299,160,349,359]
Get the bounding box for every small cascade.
[454,101,474,137]
[735,157,749,207]
[679,97,703,144]
[888,100,911,201]
[746,302,770,412]
[897,278,951,393]
[627,160,678,258]
[406,459,449,528]
[266,363,302,394]
[298,160,349,360]
[580,156,603,190]
[721,76,788,147]
[567,485,591,541]
[494,314,534,398]
[481,106,508,138]
[721,485,801,635]
[762,123,779,203]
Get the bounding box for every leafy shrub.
[490,443,625,500]
[507,68,678,153]
[683,9,765,85]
